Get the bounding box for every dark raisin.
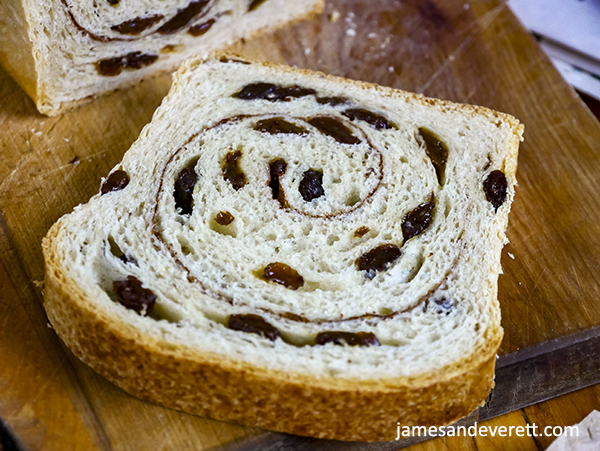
[233,83,315,101]
[113,276,156,315]
[299,169,325,202]
[122,52,158,70]
[308,116,360,145]
[343,108,394,129]
[261,262,304,290]
[483,170,508,212]
[96,58,122,76]
[402,198,435,242]
[357,244,401,273]
[215,211,234,225]
[101,169,129,194]
[96,52,158,76]
[269,159,288,207]
[188,18,215,36]
[254,117,307,135]
[315,331,380,346]
[248,0,268,11]
[174,166,199,215]
[228,314,281,341]
[222,150,247,191]
[111,15,164,35]
[316,96,348,106]
[419,128,448,185]
[157,0,210,34]
[353,226,370,238]
[107,0,119,4]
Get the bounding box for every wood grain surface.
[1,0,600,450]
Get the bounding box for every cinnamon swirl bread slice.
[42,54,523,441]
[0,0,322,115]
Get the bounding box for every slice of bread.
[42,54,523,442]
[0,0,322,116]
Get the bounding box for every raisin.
[96,52,158,76]
[113,276,156,316]
[343,108,394,130]
[315,331,380,346]
[419,128,448,185]
[107,0,119,4]
[299,169,325,202]
[353,226,370,238]
[357,244,401,273]
[215,211,234,225]
[254,117,307,135]
[483,170,507,212]
[111,15,164,35]
[157,0,210,34]
[228,314,281,341]
[233,83,315,101]
[248,0,268,11]
[222,150,247,190]
[308,116,360,145]
[261,262,304,290]
[174,166,199,215]
[101,169,129,194]
[402,198,435,242]
[96,58,122,76]
[269,159,288,207]
[316,96,348,106]
[188,18,215,36]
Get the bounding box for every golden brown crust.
[43,219,502,442]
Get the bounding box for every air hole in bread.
[148,303,183,323]
[378,307,393,316]
[326,235,340,246]
[177,237,193,255]
[345,189,360,207]
[209,215,237,238]
[107,236,135,264]
[405,252,425,283]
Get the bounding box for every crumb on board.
[346,28,356,37]
[329,10,340,22]
[508,252,515,259]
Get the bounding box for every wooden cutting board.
[2,0,600,449]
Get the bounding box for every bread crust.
[43,222,502,442]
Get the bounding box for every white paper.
[546,410,600,451]
[507,0,600,62]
